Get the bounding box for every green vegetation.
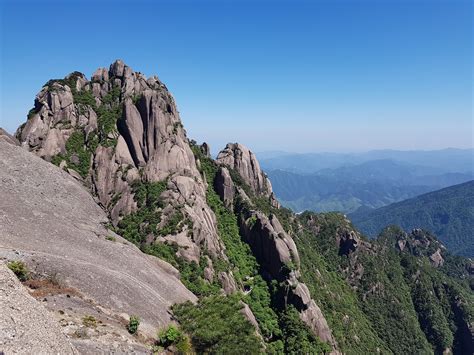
[189,144,330,352]
[386,227,474,354]
[294,213,391,353]
[280,306,331,354]
[127,315,140,334]
[172,294,263,354]
[82,315,97,328]
[105,236,116,242]
[116,181,167,245]
[7,261,29,282]
[27,107,37,119]
[64,130,91,178]
[96,86,122,146]
[159,210,185,236]
[145,243,221,297]
[73,89,96,108]
[157,325,191,353]
[295,212,474,354]
[350,181,474,257]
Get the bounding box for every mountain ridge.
[267,160,472,213]
[350,180,474,257]
[3,60,473,354]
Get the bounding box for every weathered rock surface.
[216,143,272,196]
[429,248,445,268]
[288,276,338,349]
[0,263,77,354]
[16,59,227,275]
[240,211,299,281]
[0,128,19,145]
[214,166,235,208]
[0,141,196,345]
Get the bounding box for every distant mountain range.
[267,159,473,213]
[259,148,474,174]
[349,181,474,257]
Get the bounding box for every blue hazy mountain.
[267,159,473,213]
[259,148,474,174]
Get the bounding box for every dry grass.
[24,277,80,298]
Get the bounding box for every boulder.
[0,141,197,342]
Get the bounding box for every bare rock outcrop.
[214,166,235,208]
[429,248,445,268]
[0,263,76,354]
[288,276,338,350]
[216,143,272,196]
[15,60,227,277]
[0,128,19,146]
[240,211,299,281]
[0,141,196,344]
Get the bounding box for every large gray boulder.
[0,263,76,354]
[0,141,196,344]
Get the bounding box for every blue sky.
[1,0,472,152]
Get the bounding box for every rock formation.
[0,140,196,346]
[16,59,226,268]
[217,143,280,208]
[215,142,339,351]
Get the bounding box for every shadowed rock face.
[16,59,226,265]
[239,211,299,281]
[0,141,196,342]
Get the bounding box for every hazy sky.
[1,0,472,153]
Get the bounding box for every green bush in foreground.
[172,294,262,354]
[7,260,29,282]
[128,315,140,334]
[157,325,191,353]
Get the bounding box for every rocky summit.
[1,61,473,354]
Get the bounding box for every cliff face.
[13,60,339,352]
[214,143,338,349]
[17,60,225,265]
